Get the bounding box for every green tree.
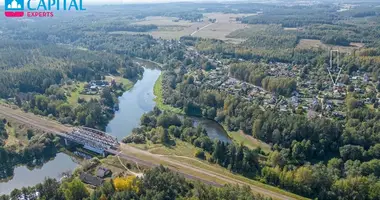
[61,178,89,200]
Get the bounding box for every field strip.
[191,23,214,36]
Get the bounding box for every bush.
[194,150,206,160]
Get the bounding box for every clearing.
[118,13,256,43]
[296,39,364,53]
[191,13,254,43]
[227,129,272,153]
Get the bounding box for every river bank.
[1,62,233,195]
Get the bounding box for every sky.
[0,0,219,6]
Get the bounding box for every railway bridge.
[63,127,119,157]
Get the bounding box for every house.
[97,167,111,178]
[80,172,104,187]
[363,74,369,82]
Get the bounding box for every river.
[2,66,230,195]
[105,68,161,140]
[0,153,78,195]
[105,67,231,142]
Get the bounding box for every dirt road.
[0,104,302,200]
[191,23,214,36]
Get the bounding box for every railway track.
[0,104,301,200]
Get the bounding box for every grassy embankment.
[153,74,184,114]
[226,128,272,153]
[128,140,308,200]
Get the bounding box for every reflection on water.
[105,66,231,143]
[190,117,231,143]
[106,68,161,140]
[0,153,78,195]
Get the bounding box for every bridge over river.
[63,127,120,157]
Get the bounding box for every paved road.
[0,104,301,200]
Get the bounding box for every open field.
[134,16,195,26]
[227,129,272,153]
[65,82,99,105]
[118,13,255,43]
[65,76,133,106]
[296,39,364,53]
[191,13,253,43]
[0,109,49,152]
[122,16,209,40]
[131,139,209,159]
[105,75,133,91]
[226,24,271,38]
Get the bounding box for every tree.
[332,176,370,200]
[61,178,89,200]
[195,150,206,160]
[27,129,34,140]
[268,151,285,167]
[369,182,380,200]
[101,87,114,107]
[158,127,170,144]
[113,176,139,192]
[339,145,364,161]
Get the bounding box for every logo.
[4,0,86,18]
[5,0,25,17]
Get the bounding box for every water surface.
[0,153,78,195]
[106,68,161,140]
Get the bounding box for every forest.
[154,53,380,199]
[1,1,380,199]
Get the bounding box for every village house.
[97,167,111,178]
[80,172,104,187]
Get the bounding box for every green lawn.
[225,127,272,153]
[66,76,133,106]
[67,82,85,105]
[153,74,184,114]
[105,76,134,91]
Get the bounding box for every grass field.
[66,82,98,105]
[1,115,45,152]
[153,74,184,114]
[122,13,256,43]
[296,39,364,53]
[105,75,134,91]
[226,24,270,38]
[227,129,272,153]
[192,13,253,43]
[131,139,208,158]
[65,76,133,106]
